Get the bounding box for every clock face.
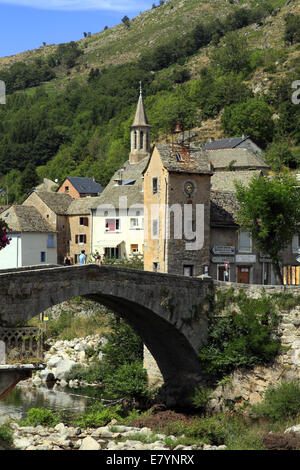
[184,181,195,196]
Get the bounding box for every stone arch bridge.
[0,265,213,404]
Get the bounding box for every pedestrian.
[63,253,73,266]
[96,255,103,266]
[79,250,87,265]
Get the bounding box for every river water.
[0,383,98,424]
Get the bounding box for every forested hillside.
[0,0,300,203]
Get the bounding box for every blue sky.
[0,0,156,58]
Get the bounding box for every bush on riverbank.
[66,316,153,403]
[251,380,300,421]
[0,423,13,446]
[198,289,282,380]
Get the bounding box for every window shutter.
[84,217,89,227]
[75,235,79,244]
[292,234,299,253]
[84,235,87,244]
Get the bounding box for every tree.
[234,174,300,284]
[210,31,251,76]
[19,163,40,196]
[221,98,274,148]
[122,16,130,28]
[284,14,300,46]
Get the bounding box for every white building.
[91,88,150,260]
[0,206,57,269]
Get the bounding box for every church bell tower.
[129,83,151,164]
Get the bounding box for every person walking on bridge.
[79,250,87,265]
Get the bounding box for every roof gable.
[62,177,104,195]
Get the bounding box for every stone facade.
[143,145,212,276]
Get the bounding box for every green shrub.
[72,402,124,428]
[198,290,281,379]
[188,386,212,412]
[101,317,143,369]
[252,381,300,421]
[19,408,60,427]
[0,424,13,445]
[104,361,151,401]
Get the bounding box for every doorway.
[237,266,250,284]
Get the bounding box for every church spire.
[129,84,151,165]
[131,82,150,128]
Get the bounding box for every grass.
[28,298,112,341]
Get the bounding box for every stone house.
[57,176,104,199]
[66,196,102,264]
[22,191,73,264]
[202,135,262,154]
[143,143,212,276]
[0,205,57,269]
[210,186,300,285]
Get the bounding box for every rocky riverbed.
[10,420,226,451]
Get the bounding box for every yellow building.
[143,143,213,276]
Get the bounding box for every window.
[153,262,158,272]
[183,265,194,277]
[152,219,159,237]
[140,131,144,149]
[40,252,46,263]
[130,218,139,229]
[131,244,138,253]
[105,247,120,259]
[175,153,183,162]
[134,131,137,150]
[239,231,252,253]
[65,186,69,193]
[75,234,87,244]
[47,234,56,248]
[152,178,158,194]
[292,234,300,253]
[79,217,89,227]
[105,219,120,231]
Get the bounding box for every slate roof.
[210,190,240,227]
[203,136,250,150]
[67,196,103,215]
[33,192,73,215]
[62,177,104,195]
[144,143,212,175]
[211,170,262,192]
[35,178,58,193]
[205,148,269,171]
[0,206,55,233]
[93,158,148,209]
[131,92,151,128]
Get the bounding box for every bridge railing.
[0,327,44,365]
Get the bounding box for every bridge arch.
[0,265,213,405]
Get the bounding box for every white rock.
[47,356,62,368]
[285,424,300,435]
[55,359,76,380]
[14,437,33,450]
[79,436,101,450]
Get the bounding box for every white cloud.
[0,0,148,11]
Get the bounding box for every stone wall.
[144,281,300,409]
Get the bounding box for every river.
[0,383,98,449]
[0,383,98,423]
